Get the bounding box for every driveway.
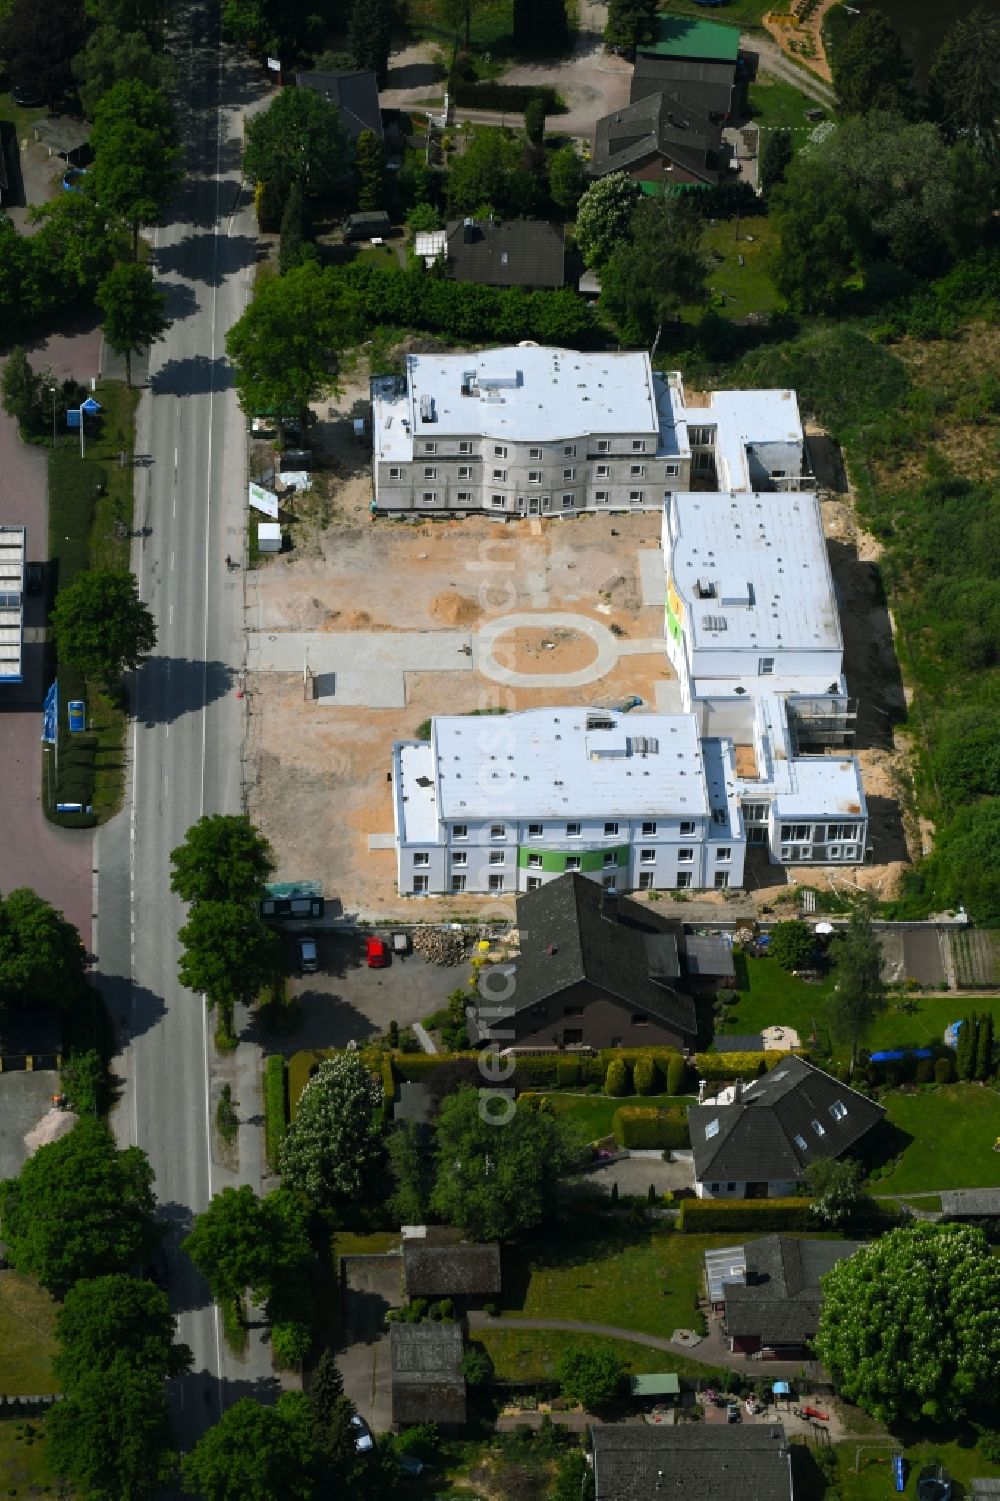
[338,1253,404,1433]
[278,930,465,1053]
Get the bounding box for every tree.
[182,1185,271,1302]
[975,1010,995,1080]
[55,1275,192,1388]
[574,172,642,269]
[604,0,656,56]
[89,82,184,256]
[278,1053,384,1214]
[51,568,156,686]
[430,1086,570,1241]
[815,1223,1000,1423]
[828,899,887,1073]
[73,25,172,118]
[830,10,915,119]
[96,261,169,388]
[445,127,528,217]
[221,0,320,56]
[0,0,88,106]
[927,7,1000,162]
[513,0,567,53]
[347,0,393,83]
[0,1118,158,1294]
[170,815,275,906]
[388,1120,433,1224]
[279,180,314,275]
[956,1013,978,1081]
[600,191,708,348]
[181,1393,323,1501]
[309,1348,345,1423]
[48,1354,176,1501]
[177,900,280,1030]
[556,1345,624,1407]
[524,95,547,146]
[802,1157,865,1228]
[243,87,350,199]
[632,1055,659,1096]
[768,920,815,972]
[0,887,87,1013]
[462,1343,494,1388]
[437,0,485,49]
[225,263,354,429]
[356,128,386,212]
[759,128,793,196]
[547,145,587,217]
[771,155,863,312]
[1,347,40,433]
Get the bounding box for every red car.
[365,936,389,968]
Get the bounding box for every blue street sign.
[66,410,81,428]
[41,680,58,744]
[80,397,102,414]
[68,700,86,733]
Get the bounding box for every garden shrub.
[512,1056,559,1090]
[605,1058,631,1097]
[556,1059,582,1089]
[666,1053,688,1095]
[271,1318,312,1366]
[679,1197,817,1233]
[914,1057,935,1084]
[934,1057,954,1084]
[392,1051,478,1083]
[612,1106,689,1150]
[632,1055,660,1096]
[580,1056,606,1086]
[694,1050,800,1080]
[450,81,563,113]
[264,1054,288,1166]
[380,1054,396,1124]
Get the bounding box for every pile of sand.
[24,1108,79,1155]
[430,590,479,627]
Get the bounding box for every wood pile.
[413,927,467,966]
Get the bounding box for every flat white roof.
[764,757,867,820]
[668,491,842,658]
[397,741,441,842]
[697,387,803,492]
[0,525,25,683]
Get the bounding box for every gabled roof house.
[706,1234,860,1356]
[591,90,727,186]
[295,69,383,141]
[688,1056,884,1199]
[390,1322,467,1428]
[591,1424,794,1500]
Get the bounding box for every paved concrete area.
[569,1154,695,1197]
[251,628,474,707]
[338,1254,403,1433]
[878,928,948,988]
[638,547,665,608]
[0,1071,61,1180]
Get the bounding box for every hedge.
[380,1054,396,1124]
[288,1048,335,1115]
[449,81,564,114]
[598,1048,683,1072]
[678,1197,816,1233]
[264,1054,288,1168]
[693,1050,801,1081]
[613,1106,690,1150]
[392,1051,480,1083]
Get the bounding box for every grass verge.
[533,1091,694,1145]
[749,74,824,132]
[264,1053,288,1169]
[220,1294,248,1356]
[0,1416,64,1498]
[0,1272,60,1395]
[478,1327,729,1385]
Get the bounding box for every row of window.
[780,845,860,863]
[420,439,656,459]
[449,820,699,840]
[780,823,862,843]
[409,870,728,892]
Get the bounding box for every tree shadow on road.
[136,656,233,726]
[150,354,233,398]
[155,232,257,288]
[158,280,201,324]
[97,973,167,1042]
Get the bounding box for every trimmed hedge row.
[264,1054,288,1168]
[613,1106,690,1150]
[392,1051,480,1083]
[380,1054,396,1125]
[693,1050,802,1081]
[678,1197,815,1233]
[449,81,564,114]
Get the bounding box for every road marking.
[169,604,174,625]
[171,551,175,571]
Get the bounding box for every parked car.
[11,83,44,107]
[25,562,43,594]
[298,937,318,973]
[351,1415,374,1453]
[365,935,389,968]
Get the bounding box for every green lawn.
[0,1418,66,1499]
[697,216,783,321]
[534,1092,694,1145]
[871,1084,1000,1194]
[0,1272,60,1394]
[866,995,1000,1055]
[478,1327,729,1385]
[406,0,514,51]
[0,90,49,141]
[829,1437,1000,1500]
[716,953,836,1048]
[749,75,823,132]
[500,1225,739,1338]
[654,0,775,27]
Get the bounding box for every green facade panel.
[517,845,629,873]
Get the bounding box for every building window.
[759,657,775,675]
[529,447,542,460]
[423,442,437,455]
[412,852,429,867]
[457,491,471,502]
[423,491,442,504]
[453,824,467,839]
[597,440,609,453]
[489,851,505,865]
[564,444,576,457]
[603,852,617,868]
[676,872,692,889]
[528,822,544,837]
[642,821,657,836]
[563,467,576,481]
[716,847,731,862]
[680,821,695,836]
[563,1028,583,1045]
[451,874,466,892]
[629,490,644,503]
[528,854,542,869]
[452,852,467,867]
[389,466,401,480]
[604,821,619,836]
[423,466,437,479]
[492,468,507,482]
[678,848,693,863]
[494,444,507,458]
[665,463,679,477]
[596,464,610,478]
[526,876,542,890]
[640,848,656,864]
[529,470,541,484]
[458,465,472,479]
[811,1118,826,1137]
[564,1004,584,1017]
[632,439,646,453]
[567,822,581,837]
[690,427,713,447]
[413,874,428,893]
[781,824,810,843]
[561,494,575,508]
[826,823,859,842]
[638,872,654,889]
[829,1100,848,1122]
[488,874,505,891]
[630,464,645,477]
[631,1013,649,1026]
[596,491,609,503]
[794,1134,808,1152]
[714,871,730,889]
[490,824,506,839]
[743,803,768,824]
[459,441,472,454]
[565,856,581,871]
[491,495,505,509]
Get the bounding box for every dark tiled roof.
[390,1322,466,1425]
[683,935,734,979]
[403,1241,501,1297]
[715,1034,764,1052]
[630,57,737,117]
[940,1190,1000,1217]
[592,1423,793,1500]
[972,1483,1000,1496]
[592,91,724,184]
[473,873,695,1039]
[723,1235,860,1344]
[444,218,565,289]
[295,69,382,141]
[689,1057,884,1183]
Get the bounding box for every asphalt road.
[99,4,275,1451]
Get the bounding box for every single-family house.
[591,1424,794,1500]
[591,90,727,187]
[390,1322,467,1428]
[402,1238,502,1301]
[705,1234,860,1358]
[688,1056,884,1199]
[631,15,749,120]
[295,69,383,142]
[438,218,565,290]
[469,872,698,1052]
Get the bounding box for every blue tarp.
[870,1048,933,1062]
